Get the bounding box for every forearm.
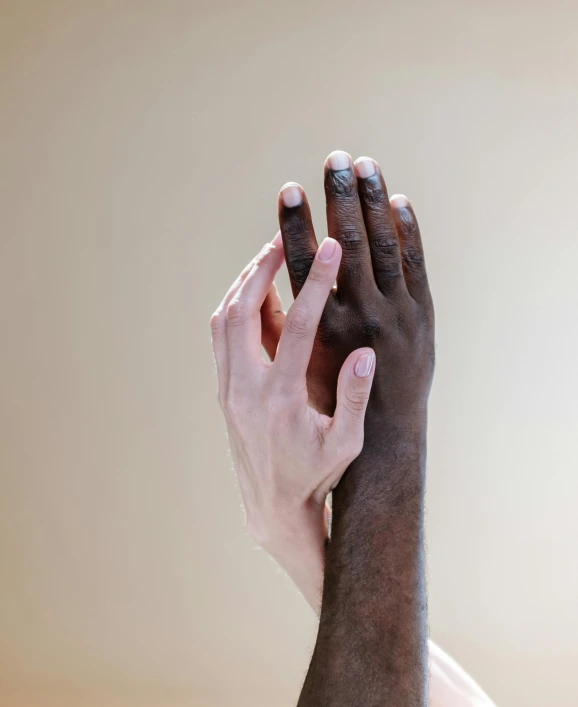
[267,534,325,613]
[268,444,497,707]
[298,420,428,707]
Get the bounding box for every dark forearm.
[298,419,428,707]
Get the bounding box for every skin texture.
[278,152,435,707]
[210,233,377,587]
[212,151,497,707]
[212,237,497,707]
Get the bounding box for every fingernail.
[327,150,351,172]
[354,157,376,179]
[271,230,283,247]
[317,237,337,262]
[354,352,375,378]
[280,182,303,208]
[390,193,409,209]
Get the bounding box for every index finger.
[273,237,341,389]
[278,182,319,298]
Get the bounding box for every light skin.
[211,231,376,590]
[212,152,496,707]
[212,236,495,706]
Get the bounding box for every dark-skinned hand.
[276,150,435,426]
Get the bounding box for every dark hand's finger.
[390,194,431,305]
[324,150,376,299]
[278,182,318,298]
[354,157,406,296]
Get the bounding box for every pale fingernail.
[354,352,375,378]
[271,230,283,247]
[280,182,303,208]
[390,193,409,208]
[317,237,337,262]
[326,150,351,171]
[354,156,376,179]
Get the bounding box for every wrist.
[250,503,326,615]
[333,418,428,513]
[361,415,427,467]
[248,498,326,555]
[365,398,428,435]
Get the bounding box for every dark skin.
[277,152,435,706]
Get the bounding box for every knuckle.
[317,315,342,348]
[326,169,356,198]
[284,307,311,338]
[372,235,403,278]
[287,249,315,285]
[373,234,399,254]
[361,180,386,206]
[283,212,308,241]
[210,310,224,334]
[403,247,425,271]
[356,309,383,344]
[360,318,383,343]
[335,227,365,252]
[226,298,247,326]
[343,389,368,414]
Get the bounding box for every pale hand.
[210,233,375,592]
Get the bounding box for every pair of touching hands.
[211,150,435,610]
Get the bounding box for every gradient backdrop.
[1,1,577,706]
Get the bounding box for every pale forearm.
[269,540,325,613]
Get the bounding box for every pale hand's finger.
[226,239,285,379]
[211,248,267,405]
[211,237,279,405]
[273,237,341,389]
[327,347,375,472]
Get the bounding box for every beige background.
[1,1,577,705]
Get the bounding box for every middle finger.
[324,150,376,300]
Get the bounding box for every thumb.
[330,347,376,452]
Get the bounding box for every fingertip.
[332,347,375,427]
[390,193,410,209]
[354,156,377,179]
[325,150,352,172]
[354,349,376,378]
[316,237,339,262]
[279,182,304,208]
